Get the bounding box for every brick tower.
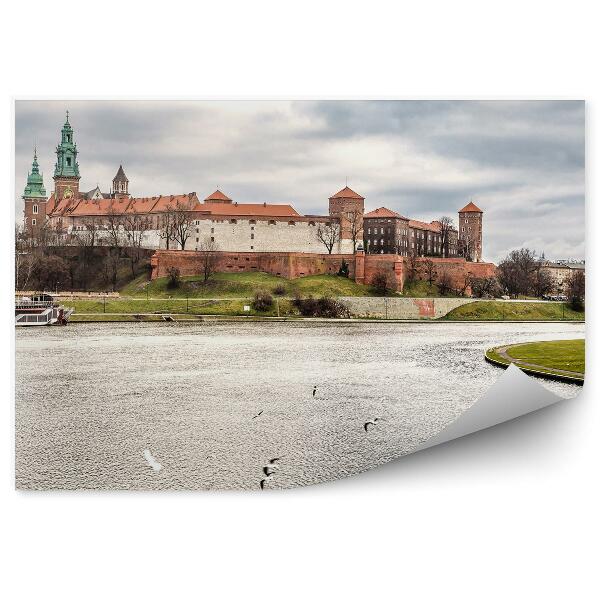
[22,148,48,238]
[53,111,81,203]
[458,201,483,262]
[328,186,365,254]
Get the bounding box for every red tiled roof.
[409,219,441,233]
[205,189,232,202]
[329,186,364,200]
[364,206,408,219]
[148,194,200,213]
[459,201,483,213]
[197,202,299,217]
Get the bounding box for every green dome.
[23,149,47,199]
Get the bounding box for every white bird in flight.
[143,449,162,472]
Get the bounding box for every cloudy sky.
[15,100,584,263]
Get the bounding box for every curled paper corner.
[414,365,572,453]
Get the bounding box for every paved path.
[494,343,584,377]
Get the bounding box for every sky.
[14,100,584,263]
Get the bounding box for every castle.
[22,112,484,262]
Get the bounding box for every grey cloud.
[15,100,584,264]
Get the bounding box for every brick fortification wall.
[151,250,496,293]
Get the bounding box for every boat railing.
[15,309,54,325]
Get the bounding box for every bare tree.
[406,249,421,282]
[566,269,585,310]
[122,210,146,276]
[159,207,177,250]
[347,209,363,254]
[171,198,196,250]
[199,237,219,282]
[73,218,99,290]
[438,216,454,258]
[437,270,453,295]
[460,227,479,262]
[471,276,500,298]
[316,222,340,254]
[497,248,537,297]
[422,258,437,286]
[532,262,554,298]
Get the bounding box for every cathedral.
[22,112,483,260]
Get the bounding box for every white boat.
[15,294,74,326]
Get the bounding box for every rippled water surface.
[15,321,584,490]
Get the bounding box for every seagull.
[263,466,276,477]
[252,410,264,419]
[260,479,267,490]
[364,418,380,432]
[312,386,317,397]
[143,449,162,472]
[268,457,283,464]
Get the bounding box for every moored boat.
[15,294,74,326]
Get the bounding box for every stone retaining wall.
[339,297,477,319]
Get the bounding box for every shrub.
[252,290,274,312]
[338,260,349,278]
[292,295,349,318]
[272,284,287,296]
[166,266,181,289]
[371,270,389,295]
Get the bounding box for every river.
[15,321,584,490]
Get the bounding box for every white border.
[1,2,597,599]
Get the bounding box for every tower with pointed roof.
[328,186,365,253]
[53,111,81,203]
[458,201,483,261]
[111,165,130,198]
[23,148,48,237]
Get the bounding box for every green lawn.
[486,339,585,380]
[506,339,585,373]
[68,297,297,318]
[443,301,584,321]
[120,272,383,299]
[400,280,460,298]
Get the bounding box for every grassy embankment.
[486,339,585,381]
[443,301,584,321]
[69,272,383,321]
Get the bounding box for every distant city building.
[540,260,585,294]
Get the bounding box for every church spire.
[23,148,47,199]
[54,110,80,179]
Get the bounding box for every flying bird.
[364,418,380,432]
[263,466,276,477]
[252,410,264,419]
[260,478,268,490]
[312,386,317,397]
[268,457,283,464]
[143,449,162,472]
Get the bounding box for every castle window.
[250,246,254,250]
[251,233,254,239]
[211,236,215,242]
[230,219,237,224]
[66,157,72,167]
[268,220,276,225]
[33,204,39,214]
[249,219,256,224]
[211,227,214,233]
[308,221,316,226]
[288,221,295,226]
[32,219,36,226]
[196,228,199,233]
[251,226,254,230]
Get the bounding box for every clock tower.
[53,111,81,202]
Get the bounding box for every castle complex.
[22,113,484,263]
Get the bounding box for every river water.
[15,321,584,490]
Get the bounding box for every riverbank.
[66,297,584,322]
[485,339,584,384]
